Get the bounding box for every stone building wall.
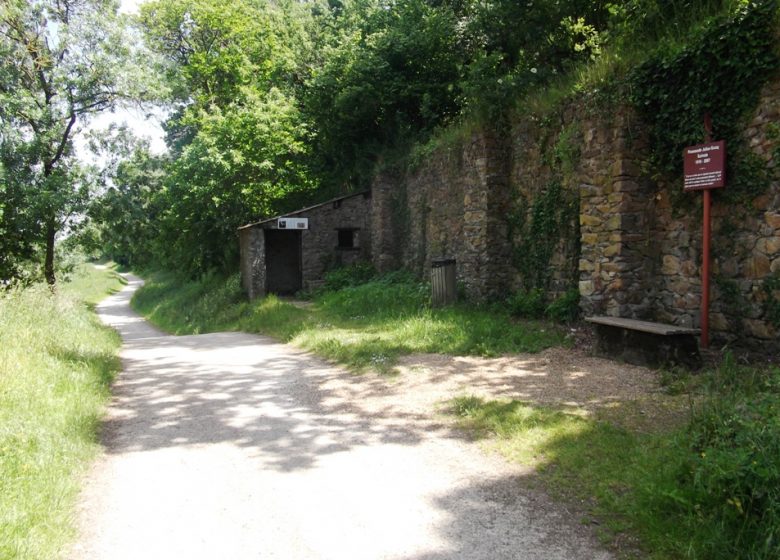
[239,227,265,299]
[371,132,512,301]
[576,109,657,320]
[574,80,780,349]
[298,192,372,291]
[239,191,372,298]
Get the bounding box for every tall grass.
[0,264,123,559]
[132,271,568,374]
[131,270,249,334]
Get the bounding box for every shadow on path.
[75,274,613,560]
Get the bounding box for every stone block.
[612,160,641,178]
[743,318,774,339]
[603,243,622,257]
[613,180,640,194]
[746,254,771,278]
[579,280,595,296]
[668,278,690,294]
[662,255,681,275]
[605,215,622,231]
[710,312,729,331]
[756,236,780,257]
[581,233,599,245]
[580,214,602,227]
[720,258,739,277]
[678,260,696,277]
[765,212,780,229]
[677,314,694,328]
[753,194,771,211]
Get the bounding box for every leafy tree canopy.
[0,0,150,284]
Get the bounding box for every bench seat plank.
[585,316,700,336]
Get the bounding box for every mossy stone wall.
[370,77,780,351]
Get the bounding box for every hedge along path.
[69,273,613,560]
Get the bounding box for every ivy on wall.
[509,180,579,291]
[629,0,779,205]
[509,121,581,293]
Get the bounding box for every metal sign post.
[683,114,726,348]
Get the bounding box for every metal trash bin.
[431,258,456,307]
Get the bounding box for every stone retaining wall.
[371,132,511,301]
[371,77,780,350]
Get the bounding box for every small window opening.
[337,228,357,249]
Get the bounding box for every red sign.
[683,140,726,191]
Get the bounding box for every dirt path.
[70,274,616,559]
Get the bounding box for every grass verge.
[0,263,124,559]
[131,270,569,373]
[450,355,780,560]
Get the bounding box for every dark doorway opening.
[265,229,302,295]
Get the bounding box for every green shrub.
[507,288,546,318]
[544,288,580,323]
[679,356,780,558]
[131,271,246,334]
[321,262,376,292]
[317,275,430,320]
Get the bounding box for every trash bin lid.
[431,258,456,268]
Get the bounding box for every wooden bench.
[585,316,702,369]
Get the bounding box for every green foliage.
[453,0,610,118]
[302,0,464,189]
[508,287,581,323]
[679,356,780,558]
[134,270,568,373]
[552,123,582,177]
[321,262,377,292]
[0,264,122,559]
[451,355,780,560]
[317,275,431,321]
[545,288,581,323]
[131,271,248,334]
[628,1,779,195]
[135,0,316,275]
[0,0,147,285]
[714,275,744,325]
[87,127,167,269]
[506,288,546,319]
[510,180,578,291]
[449,394,684,556]
[160,89,316,274]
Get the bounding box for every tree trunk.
[44,221,56,287]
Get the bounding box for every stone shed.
[239,191,372,299]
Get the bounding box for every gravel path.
[70,274,615,560]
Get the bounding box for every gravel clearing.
[70,275,625,559]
